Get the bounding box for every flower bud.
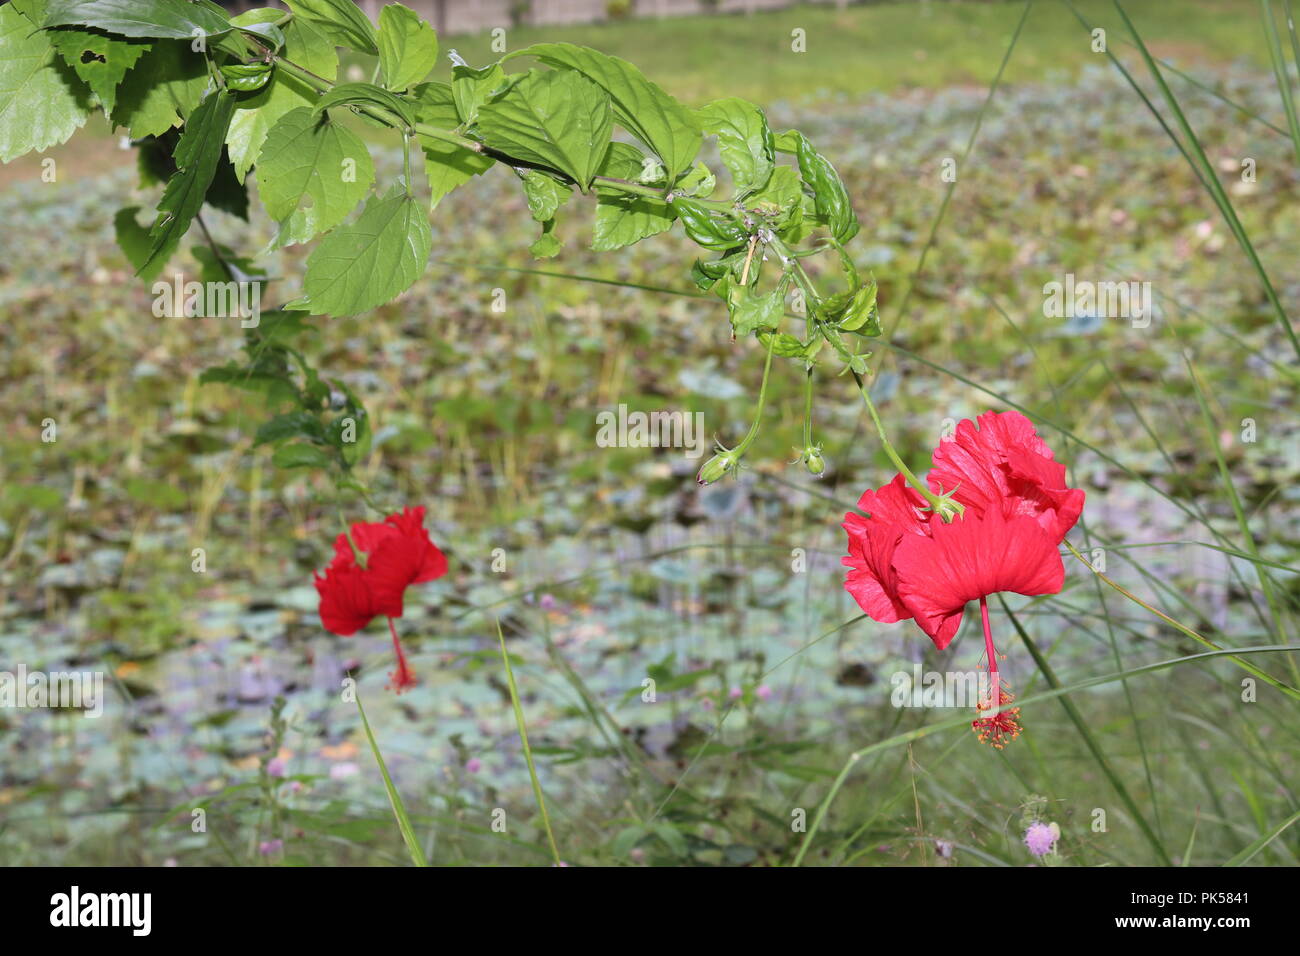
[803,447,826,476]
[697,452,736,485]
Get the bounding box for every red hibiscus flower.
[314,506,448,693]
[841,410,1084,747]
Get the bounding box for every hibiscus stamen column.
[972,596,1021,748]
[387,616,417,693]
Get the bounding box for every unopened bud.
[697,452,737,485]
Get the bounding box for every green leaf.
[520,170,570,222]
[113,205,163,281]
[592,194,674,251]
[313,81,416,127]
[476,68,613,189]
[378,2,436,93]
[510,42,700,181]
[139,89,236,276]
[255,410,326,447]
[789,129,858,244]
[219,61,271,92]
[226,11,337,181]
[420,137,492,209]
[257,106,374,246]
[271,442,335,469]
[727,284,783,337]
[594,140,656,182]
[111,39,208,138]
[48,27,150,114]
[528,217,562,259]
[450,62,504,126]
[696,96,774,196]
[43,0,232,40]
[748,163,801,230]
[411,80,493,207]
[285,0,377,55]
[303,186,431,316]
[0,4,92,162]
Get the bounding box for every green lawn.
[434,0,1271,103]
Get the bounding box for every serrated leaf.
[789,129,858,244]
[43,0,232,40]
[139,89,236,275]
[419,137,492,210]
[476,68,612,190]
[48,26,150,114]
[410,80,492,207]
[303,186,431,316]
[0,4,93,162]
[697,96,774,196]
[257,106,373,246]
[378,2,436,93]
[285,0,377,55]
[728,284,783,337]
[451,61,504,126]
[226,12,337,181]
[592,193,673,251]
[590,151,670,252]
[111,38,208,138]
[510,42,700,181]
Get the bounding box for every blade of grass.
[1224,807,1300,865]
[1111,0,1300,360]
[1183,353,1295,677]
[496,617,562,865]
[355,690,428,867]
[790,644,1299,865]
[1000,597,1171,864]
[1262,0,1300,165]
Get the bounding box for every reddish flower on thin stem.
[841,411,1083,748]
[314,506,447,694]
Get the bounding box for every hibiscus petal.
[841,475,929,623]
[893,508,1065,649]
[315,564,379,636]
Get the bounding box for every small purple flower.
[466,757,482,773]
[266,757,286,778]
[539,593,556,610]
[729,686,743,700]
[755,684,773,701]
[259,839,283,856]
[1024,822,1057,857]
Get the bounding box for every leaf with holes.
[0,4,93,162]
[43,0,232,40]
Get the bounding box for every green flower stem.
[731,329,779,456]
[851,371,951,515]
[801,365,815,449]
[766,234,950,515]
